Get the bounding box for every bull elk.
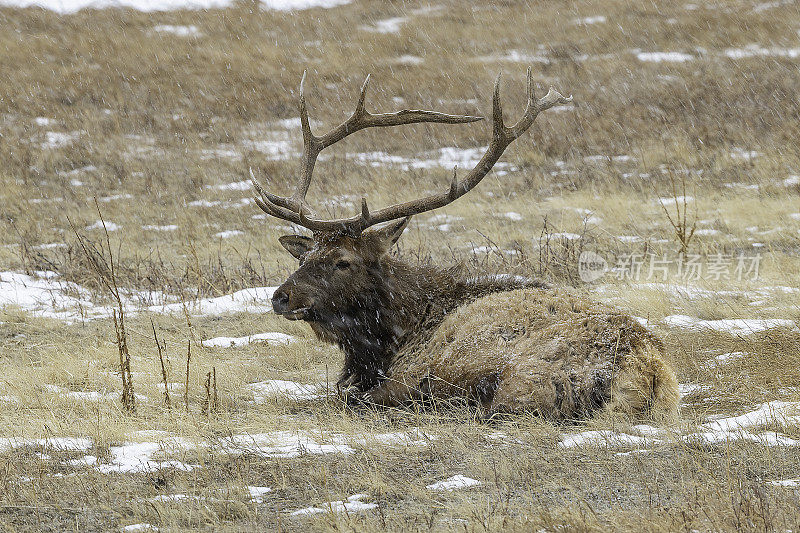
[251,70,679,422]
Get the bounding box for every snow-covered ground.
[560,401,800,450]
[0,0,349,14]
[0,271,276,322]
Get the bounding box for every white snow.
[151,286,277,316]
[0,437,93,454]
[142,224,178,232]
[209,180,252,191]
[94,441,200,474]
[766,479,800,487]
[730,148,761,160]
[352,146,509,172]
[709,352,745,365]
[248,380,322,401]
[0,270,276,322]
[694,228,720,236]
[1,0,230,12]
[85,220,121,231]
[548,232,582,240]
[0,0,349,12]
[702,402,800,433]
[44,384,136,402]
[559,430,659,448]
[561,402,800,450]
[34,117,54,126]
[663,315,797,335]
[476,50,550,64]
[41,131,77,149]
[121,525,159,532]
[98,193,133,202]
[214,230,244,239]
[657,195,694,205]
[724,44,800,59]
[391,54,424,65]
[217,428,433,459]
[248,486,272,502]
[202,332,294,348]
[783,175,800,187]
[65,455,98,467]
[152,24,200,37]
[260,0,350,10]
[503,212,523,221]
[572,15,606,24]
[636,51,694,62]
[360,16,407,34]
[426,475,482,491]
[291,494,376,516]
[0,395,20,405]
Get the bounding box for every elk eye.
[335,259,351,270]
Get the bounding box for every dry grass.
[1,0,800,530]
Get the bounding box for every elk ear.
[372,217,411,253]
[278,235,313,259]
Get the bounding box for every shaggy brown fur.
[271,220,679,422]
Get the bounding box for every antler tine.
[286,68,572,234]
[508,67,572,140]
[492,73,505,140]
[251,71,485,234]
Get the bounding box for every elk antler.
[252,69,571,236]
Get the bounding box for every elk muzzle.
[271,285,311,320]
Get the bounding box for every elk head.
[253,70,571,324]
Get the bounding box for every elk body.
[253,71,680,422]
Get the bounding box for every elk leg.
[363,377,424,407]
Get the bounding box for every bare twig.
[658,171,697,254]
[68,202,135,413]
[184,339,191,413]
[151,318,171,410]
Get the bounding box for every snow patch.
[0,437,93,454]
[121,525,159,532]
[572,15,606,24]
[248,380,322,401]
[476,50,549,63]
[291,494,376,516]
[261,0,350,10]
[85,220,121,231]
[559,430,658,448]
[142,224,178,232]
[214,230,244,239]
[248,486,272,502]
[663,315,797,335]
[152,24,200,37]
[1,0,230,12]
[767,479,800,487]
[426,475,481,491]
[724,44,800,59]
[41,131,78,149]
[209,180,252,191]
[0,270,276,322]
[360,16,407,34]
[636,51,694,62]
[202,332,294,348]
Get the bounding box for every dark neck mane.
[310,256,546,391]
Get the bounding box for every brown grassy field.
[1,0,800,531]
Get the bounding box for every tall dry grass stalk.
[151,318,171,410]
[69,201,136,413]
[659,171,697,254]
